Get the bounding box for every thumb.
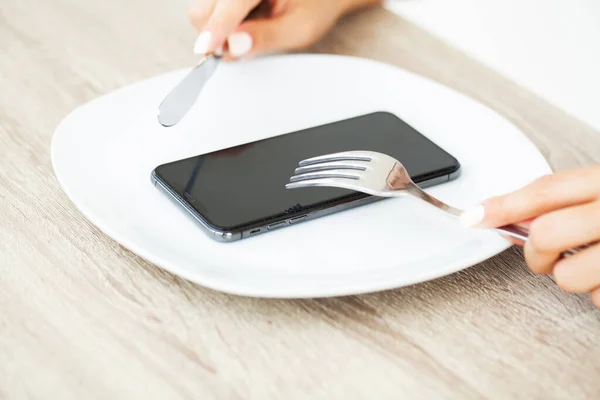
[227,13,319,58]
[459,196,533,246]
[460,169,599,229]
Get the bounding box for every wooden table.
[1,1,599,398]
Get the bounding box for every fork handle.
[405,183,462,217]
[405,183,587,257]
[493,224,528,242]
[493,225,591,256]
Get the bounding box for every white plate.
[51,54,551,298]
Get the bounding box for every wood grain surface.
[1,1,599,399]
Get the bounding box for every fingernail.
[214,45,224,56]
[460,205,485,227]
[194,31,212,54]
[228,32,253,57]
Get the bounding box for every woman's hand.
[460,166,600,307]
[189,0,380,59]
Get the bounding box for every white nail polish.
[460,205,485,227]
[228,32,253,57]
[194,31,212,55]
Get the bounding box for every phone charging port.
[249,229,261,235]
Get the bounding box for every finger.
[529,201,600,253]
[506,237,524,246]
[552,244,600,293]
[219,0,287,59]
[270,0,290,16]
[204,0,261,52]
[591,287,600,308]
[189,0,216,31]
[225,10,323,59]
[523,203,600,275]
[460,167,600,229]
[524,238,557,275]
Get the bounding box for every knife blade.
[157,54,221,127]
[157,2,272,128]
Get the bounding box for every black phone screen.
[154,112,459,231]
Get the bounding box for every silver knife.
[157,2,271,128]
[157,54,221,127]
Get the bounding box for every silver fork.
[285,150,582,255]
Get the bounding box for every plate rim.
[51,53,549,298]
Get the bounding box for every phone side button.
[289,215,308,224]
[267,221,288,231]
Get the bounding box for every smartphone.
[151,112,460,242]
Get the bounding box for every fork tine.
[286,178,356,191]
[294,160,368,174]
[298,151,374,167]
[290,169,362,183]
[285,177,388,197]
